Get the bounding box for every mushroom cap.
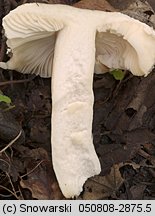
[95,18,155,76]
[0,4,64,77]
[0,3,155,76]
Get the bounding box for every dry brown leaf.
[108,0,135,10]
[108,0,155,27]
[19,148,63,199]
[0,152,24,182]
[130,184,146,199]
[122,162,141,170]
[22,0,71,4]
[20,160,63,200]
[143,143,155,156]
[22,147,49,161]
[74,0,117,11]
[148,0,155,11]
[82,164,124,199]
[45,0,71,3]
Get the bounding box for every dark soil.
[0,0,155,200]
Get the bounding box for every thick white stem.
[52,25,101,198]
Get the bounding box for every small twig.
[4,151,11,163]
[0,75,36,86]
[0,130,22,154]
[0,158,10,167]
[138,149,150,159]
[0,185,19,199]
[6,172,17,198]
[0,193,13,197]
[3,105,16,112]
[20,160,45,178]
[18,185,24,200]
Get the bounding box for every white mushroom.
[1,3,155,198]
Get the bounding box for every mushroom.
[1,3,155,198]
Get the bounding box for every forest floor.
[0,0,155,200]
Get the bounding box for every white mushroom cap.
[1,3,155,198]
[1,3,155,77]
[96,18,155,76]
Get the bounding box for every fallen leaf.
[24,0,72,4]
[82,164,124,199]
[130,185,146,199]
[74,0,117,11]
[123,162,141,170]
[147,0,155,11]
[20,148,63,200]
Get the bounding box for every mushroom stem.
[52,25,101,198]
